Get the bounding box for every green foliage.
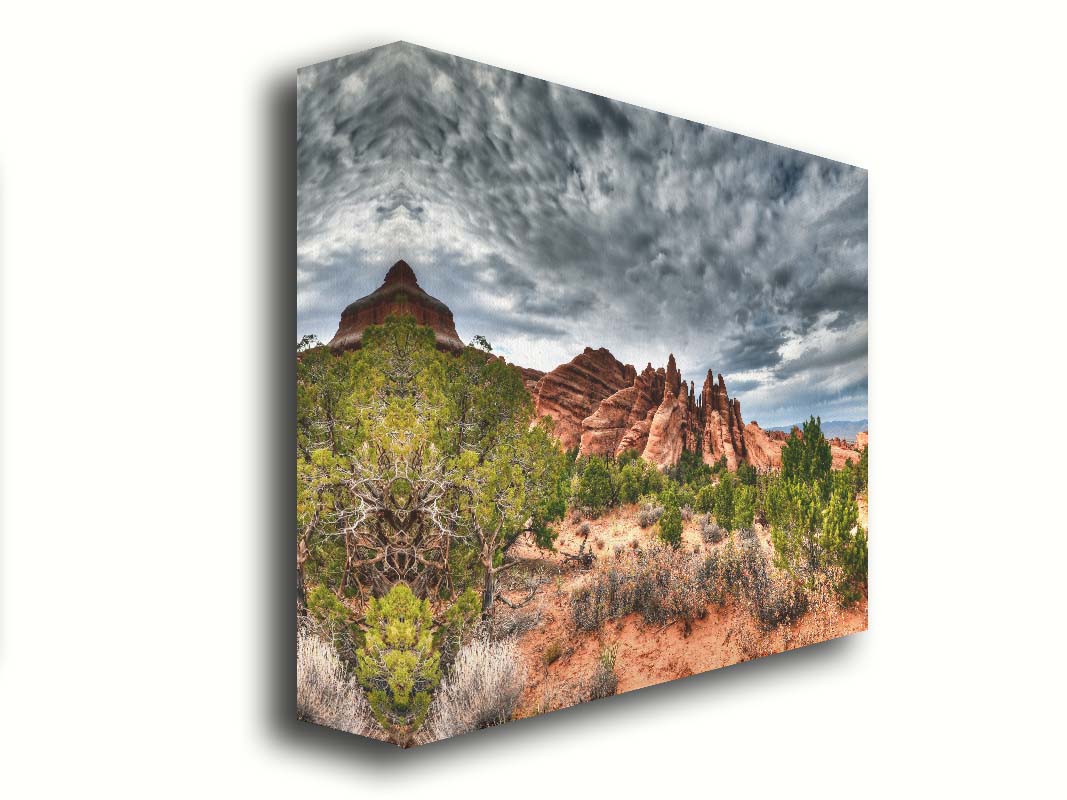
[736,461,757,486]
[356,584,441,741]
[781,416,832,489]
[820,488,868,604]
[296,344,364,458]
[732,483,757,531]
[573,456,615,517]
[658,488,683,547]
[667,448,711,487]
[306,584,358,657]
[617,461,643,505]
[769,478,823,575]
[856,444,869,494]
[713,472,735,530]
[769,477,867,605]
[437,588,482,668]
[836,526,868,604]
[643,462,665,496]
[670,480,696,512]
[695,483,716,514]
[296,314,568,617]
[618,457,663,504]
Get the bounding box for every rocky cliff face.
[568,350,751,470]
[553,348,864,472]
[329,260,465,352]
[531,347,637,450]
[699,371,747,471]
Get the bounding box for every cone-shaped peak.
[383,259,419,288]
[328,260,464,352]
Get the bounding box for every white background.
[2,2,1064,796]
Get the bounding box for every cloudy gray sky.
[297,43,867,428]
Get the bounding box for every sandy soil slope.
[503,505,868,718]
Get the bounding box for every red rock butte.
[328,260,465,352]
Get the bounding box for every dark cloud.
[297,43,867,426]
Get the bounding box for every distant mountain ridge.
[768,419,868,442]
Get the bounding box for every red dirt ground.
[504,504,868,719]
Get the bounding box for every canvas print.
[296,42,868,747]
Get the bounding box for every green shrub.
[770,479,867,606]
[306,584,358,659]
[658,490,683,547]
[732,484,757,530]
[695,483,716,513]
[781,416,832,489]
[437,587,481,669]
[667,448,711,487]
[713,472,736,530]
[618,462,643,504]
[574,456,615,516]
[356,584,441,744]
[736,462,758,486]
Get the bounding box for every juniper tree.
[356,584,441,745]
[658,488,683,548]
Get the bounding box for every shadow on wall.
[257,53,863,771]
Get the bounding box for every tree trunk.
[481,560,495,619]
[296,562,307,615]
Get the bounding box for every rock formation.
[642,386,689,467]
[322,261,865,473]
[699,371,747,471]
[579,363,663,458]
[515,364,546,394]
[568,349,864,472]
[571,352,748,470]
[743,424,788,471]
[531,347,636,450]
[328,260,465,352]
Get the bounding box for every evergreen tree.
[714,471,736,530]
[658,488,683,547]
[574,456,615,516]
[781,416,833,491]
[732,483,757,530]
[736,461,758,486]
[695,483,716,514]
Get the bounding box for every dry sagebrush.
[419,636,527,743]
[572,533,807,634]
[571,541,713,632]
[297,624,378,738]
[636,503,664,529]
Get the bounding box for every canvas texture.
[296,42,868,747]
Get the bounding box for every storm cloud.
[297,43,867,427]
